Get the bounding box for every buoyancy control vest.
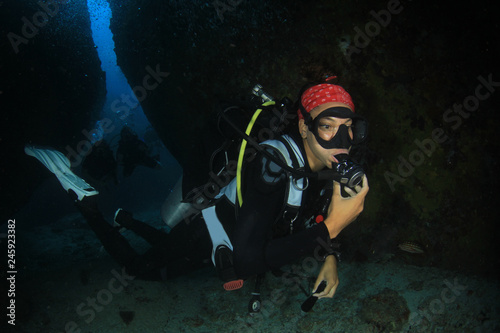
[202,133,309,265]
[219,134,307,220]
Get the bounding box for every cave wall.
[1,0,106,221]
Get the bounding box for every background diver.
[116,125,162,178]
[81,125,162,190]
[81,139,118,190]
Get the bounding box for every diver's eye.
[318,119,336,132]
[317,122,338,141]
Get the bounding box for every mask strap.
[299,103,313,128]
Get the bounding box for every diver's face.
[299,102,353,171]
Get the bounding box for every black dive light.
[301,280,327,312]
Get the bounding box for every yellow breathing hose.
[236,101,276,206]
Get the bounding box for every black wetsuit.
[76,196,211,280]
[217,130,332,279]
[77,130,331,281]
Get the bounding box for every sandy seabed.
[7,208,500,333]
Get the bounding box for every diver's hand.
[325,175,369,239]
[312,255,339,299]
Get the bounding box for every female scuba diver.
[24,77,368,303]
[200,78,369,297]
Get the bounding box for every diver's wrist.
[324,218,341,239]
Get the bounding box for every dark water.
[1,0,499,331]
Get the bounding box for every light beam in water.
[87,0,149,140]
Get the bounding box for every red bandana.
[299,83,355,119]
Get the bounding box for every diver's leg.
[114,213,213,280]
[76,196,145,270]
[202,205,243,290]
[202,206,233,264]
[160,216,213,278]
[24,145,145,274]
[114,208,213,261]
[114,209,167,246]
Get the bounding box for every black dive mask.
[304,107,367,149]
